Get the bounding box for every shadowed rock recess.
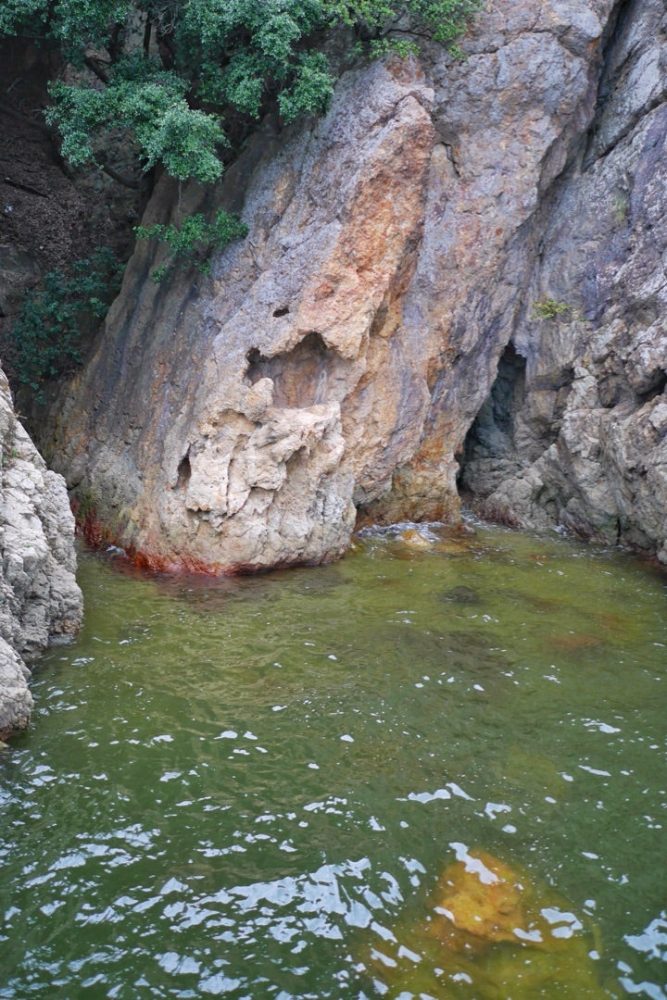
[47,0,666,572]
[0,371,82,738]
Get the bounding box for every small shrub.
[135,210,248,282]
[369,36,420,58]
[0,443,18,470]
[532,298,572,321]
[611,192,629,225]
[10,248,124,397]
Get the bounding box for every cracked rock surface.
[462,0,667,559]
[47,0,666,571]
[0,370,82,738]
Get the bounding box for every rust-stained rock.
[48,60,435,573]
[398,528,434,550]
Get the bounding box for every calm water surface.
[1,523,666,998]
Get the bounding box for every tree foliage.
[135,209,249,281]
[3,1,480,393]
[2,0,481,185]
[9,249,124,396]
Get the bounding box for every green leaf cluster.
[47,57,226,183]
[135,209,248,281]
[0,0,133,54]
[10,248,124,396]
[532,298,572,321]
[2,0,482,185]
[4,1,480,295]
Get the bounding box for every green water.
[1,523,666,998]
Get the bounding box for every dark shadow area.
[637,368,666,404]
[245,332,349,408]
[458,342,527,499]
[177,450,192,490]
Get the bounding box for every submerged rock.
[361,847,609,997]
[550,632,606,654]
[0,369,82,739]
[398,528,435,551]
[430,850,528,951]
[46,0,665,573]
[441,585,481,605]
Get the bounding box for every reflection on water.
[0,521,666,998]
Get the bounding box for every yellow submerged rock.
[398,528,434,550]
[360,847,612,998]
[429,849,528,952]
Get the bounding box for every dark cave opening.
[637,368,667,403]
[458,342,527,500]
[177,451,192,490]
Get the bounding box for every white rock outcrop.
[0,369,82,738]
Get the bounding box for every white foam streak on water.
[449,843,500,886]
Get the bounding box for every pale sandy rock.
[47,0,665,570]
[0,637,32,740]
[48,60,435,571]
[0,370,82,738]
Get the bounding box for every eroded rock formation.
[47,0,666,571]
[0,370,82,738]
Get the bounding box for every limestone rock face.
[0,370,82,738]
[48,0,665,570]
[50,62,436,571]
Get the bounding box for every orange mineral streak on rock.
[295,95,435,362]
[49,66,437,576]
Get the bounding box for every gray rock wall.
[0,370,82,739]
[46,0,666,570]
[462,0,667,559]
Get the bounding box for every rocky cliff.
[461,0,667,558]
[0,371,82,739]
[46,0,666,571]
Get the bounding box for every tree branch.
[382,27,433,41]
[2,176,48,197]
[143,14,152,57]
[108,22,125,63]
[97,159,141,189]
[84,54,110,84]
